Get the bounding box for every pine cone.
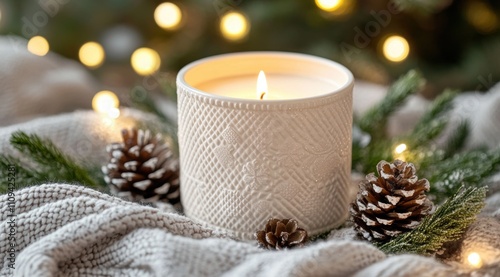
[255,218,308,250]
[350,160,433,242]
[102,129,180,207]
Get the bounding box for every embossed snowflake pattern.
[243,160,271,190]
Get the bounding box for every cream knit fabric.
[3,183,500,276]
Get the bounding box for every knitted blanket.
[1,37,500,276]
[1,183,500,276]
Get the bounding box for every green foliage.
[379,185,486,255]
[353,71,499,203]
[408,90,456,147]
[353,70,426,172]
[442,121,469,159]
[429,149,500,202]
[358,70,425,139]
[0,131,102,193]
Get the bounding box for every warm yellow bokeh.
[467,252,483,268]
[220,12,250,41]
[383,35,410,62]
[79,42,105,68]
[92,90,120,118]
[315,0,343,12]
[131,47,161,76]
[154,2,182,30]
[27,36,50,56]
[465,1,498,33]
[394,143,407,154]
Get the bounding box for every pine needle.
[5,131,100,189]
[443,121,469,158]
[409,89,456,145]
[379,185,486,255]
[430,149,500,201]
[358,70,425,139]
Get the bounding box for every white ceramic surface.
[177,52,354,240]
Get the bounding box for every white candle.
[177,52,354,240]
[197,73,339,100]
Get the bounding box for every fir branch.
[358,70,425,139]
[8,131,100,189]
[379,185,486,255]
[407,90,456,148]
[0,156,47,193]
[410,119,448,148]
[430,149,500,201]
[443,121,469,158]
[412,90,456,135]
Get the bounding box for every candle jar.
[177,52,353,240]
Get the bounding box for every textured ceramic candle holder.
[177,52,354,240]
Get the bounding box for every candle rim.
[177,51,354,104]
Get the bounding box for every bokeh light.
[27,36,50,56]
[465,1,498,34]
[394,143,407,154]
[467,252,483,268]
[315,0,353,16]
[315,0,343,12]
[92,90,120,118]
[220,11,250,41]
[382,35,410,62]
[154,2,182,30]
[79,42,105,69]
[131,47,161,76]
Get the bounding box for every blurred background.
[0,0,499,99]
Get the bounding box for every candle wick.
[260,92,266,100]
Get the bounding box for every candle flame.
[257,70,268,100]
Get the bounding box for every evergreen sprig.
[0,131,101,193]
[358,70,425,139]
[442,121,469,159]
[408,90,456,147]
[379,185,486,255]
[429,149,500,202]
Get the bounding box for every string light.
[154,2,182,30]
[92,90,120,118]
[131,47,161,76]
[315,0,343,12]
[27,36,50,56]
[382,35,410,62]
[315,0,353,16]
[467,252,483,268]
[220,11,250,41]
[394,143,407,154]
[79,42,105,69]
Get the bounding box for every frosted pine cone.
[102,129,180,207]
[350,160,433,242]
[255,218,308,250]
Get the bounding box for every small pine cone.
[102,129,180,207]
[350,160,434,242]
[255,218,308,250]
